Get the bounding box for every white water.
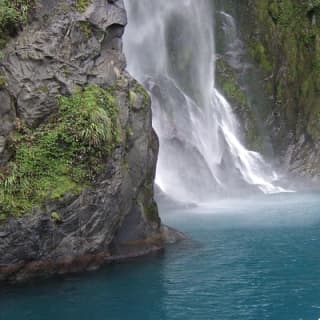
[123,0,289,203]
[219,11,246,72]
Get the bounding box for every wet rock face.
[1,0,126,128]
[0,0,127,162]
[218,0,320,180]
[0,90,15,165]
[0,0,164,282]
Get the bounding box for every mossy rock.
[215,57,264,151]
[215,58,248,106]
[0,0,35,49]
[0,85,121,219]
[75,0,92,12]
[51,211,63,224]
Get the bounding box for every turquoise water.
[1,193,320,320]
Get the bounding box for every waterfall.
[123,0,290,204]
[219,11,246,71]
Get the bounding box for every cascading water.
[219,11,245,71]
[123,0,289,204]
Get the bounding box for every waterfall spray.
[123,0,290,203]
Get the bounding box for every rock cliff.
[215,0,320,181]
[0,0,177,283]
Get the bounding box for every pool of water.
[1,192,320,320]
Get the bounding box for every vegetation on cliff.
[246,0,320,150]
[75,0,92,12]
[0,85,120,221]
[215,57,264,152]
[0,0,34,49]
[0,0,163,282]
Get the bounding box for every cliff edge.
[0,0,180,283]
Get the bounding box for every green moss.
[58,85,121,151]
[216,58,248,107]
[126,127,134,138]
[0,213,6,222]
[215,57,264,152]
[75,0,91,13]
[135,82,151,108]
[247,0,320,147]
[222,82,247,106]
[0,73,6,88]
[0,0,34,49]
[0,85,121,219]
[79,21,92,39]
[251,42,273,73]
[51,211,62,223]
[129,90,137,107]
[0,126,84,217]
[129,82,151,109]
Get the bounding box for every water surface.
[1,193,320,320]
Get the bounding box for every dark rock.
[233,0,320,180]
[0,0,180,283]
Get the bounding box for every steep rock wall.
[0,0,175,283]
[235,0,320,180]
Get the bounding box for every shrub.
[0,0,34,50]
[0,85,121,218]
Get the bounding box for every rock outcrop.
[0,0,177,283]
[238,1,320,180]
[214,0,320,182]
